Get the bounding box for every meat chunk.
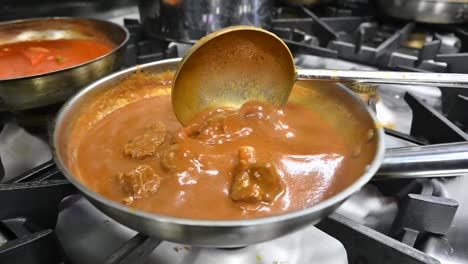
[176,109,250,145]
[124,123,166,159]
[117,165,160,204]
[189,111,227,139]
[230,146,284,204]
[177,110,228,142]
[160,143,179,172]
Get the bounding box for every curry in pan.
[0,39,113,80]
[67,71,374,220]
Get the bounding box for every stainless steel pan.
[51,58,468,247]
[138,0,274,43]
[377,0,468,24]
[0,17,129,111]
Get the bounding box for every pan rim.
[51,57,386,228]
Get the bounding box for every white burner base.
[56,196,348,264]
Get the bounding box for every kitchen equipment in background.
[280,0,337,6]
[0,0,138,22]
[376,0,468,24]
[0,17,129,111]
[280,0,321,5]
[138,0,274,43]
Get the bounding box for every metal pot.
[376,0,468,24]
[0,17,129,111]
[279,0,321,5]
[52,58,468,247]
[138,0,274,43]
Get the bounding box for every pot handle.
[374,142,468,179]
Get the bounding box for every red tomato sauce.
[0,39,114,80]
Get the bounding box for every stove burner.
[405,93,468,144]
[122,19,178,68]
[0,163,76,263]
[104,233,161,264]
[441,89,468,132]
[4,160,61,184]
[317,214,440,264]
[389,179,458,246]
[272,6,468,76]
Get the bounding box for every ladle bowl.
[172,25,468,126]
[171,26,295,126]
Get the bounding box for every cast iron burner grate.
[121,18,178,68]
[272,4,468,131]
[0,162,450,264]
[0,173,76,263]
[273,5,468,74]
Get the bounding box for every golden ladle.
[172,26,468,126]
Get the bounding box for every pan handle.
[374,142,468,179]
[296,69,468,88]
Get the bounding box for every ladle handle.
[296,69,468,88]
[375,142,468,179]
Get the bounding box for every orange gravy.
[72,75,365,220]
[0,39,113,79]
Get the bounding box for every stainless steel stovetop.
[1,3,468,264]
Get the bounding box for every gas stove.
[1,1,468,264]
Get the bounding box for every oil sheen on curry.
[70,71,369,220]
